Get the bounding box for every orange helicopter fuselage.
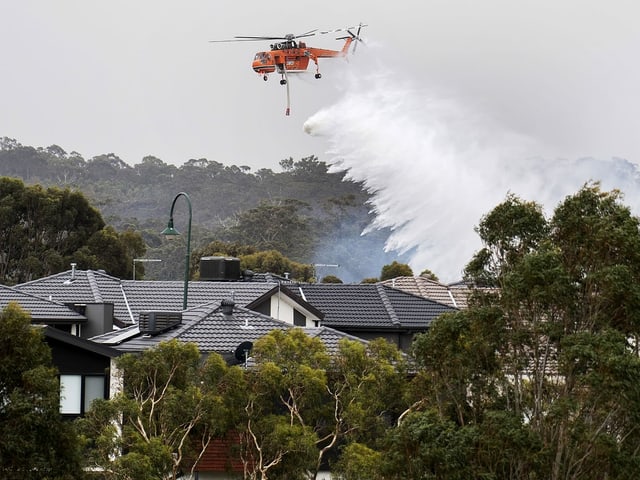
[251,38,353,76]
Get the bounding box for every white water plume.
[304,73,640,283]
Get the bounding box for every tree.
[242,329,327,479]
[380,261,413,281]
[0,303,83,479]
[76,226,147,279]
[191,241,314,281]
[226,199,314,261]
[321,275,343,283]
[78,340,244,480]
[244,330,407,480]
[0,177,146,283]
[419,268,439,281]
[404,183,640,480]
[1,147,395,282]
[332,442,384,480]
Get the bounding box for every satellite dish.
[234,341,253,364]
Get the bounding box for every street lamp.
[133,258,162,280]
[161,192,192,310]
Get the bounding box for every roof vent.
[200,256,242,281]
[139,311,182,335]
[242,269,255,281]
[63,263,78,285]
[221,299,235,316]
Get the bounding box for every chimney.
[71,263,77,279]
[221,299,235,316]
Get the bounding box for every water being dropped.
[304,72,640,282]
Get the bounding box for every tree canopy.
[380,261,414,281]
[0,303,83,479]
[0,177,146,284]
[77,340,245,480]
[396,183,640,480]
[80,330,408,480]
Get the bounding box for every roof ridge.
[86,271,104,302]
[16,270,68,286]
[376,284,400,325]
[411,277,431,299]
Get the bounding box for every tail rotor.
[320,22,367,54]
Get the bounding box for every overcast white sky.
[1,0,638,170]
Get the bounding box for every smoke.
[304,70,640,283]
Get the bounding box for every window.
[60,375,82,414]
[293,309,306,327]
[59,374,106,415]
[84,376,106,411]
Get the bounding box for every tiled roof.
[302,326,368,355]
[92,301,367,359]
[15,269,278,325]
[15,269,124,305]
[119,280,276,322]
[14,269,455,336]
[0,284,87,323]
[380,276,471,309]
[296,283,456,330]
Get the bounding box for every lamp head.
[161,218,181,239]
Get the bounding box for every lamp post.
[161,192,192,310]
[132,258,162,280]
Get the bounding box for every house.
[292,283,457,351]
[13,267,458,352]
[91,299,369,364]
[0,285,121,418]
[0,283,88,333]
[5,265,457,479]
[42,326,122,418]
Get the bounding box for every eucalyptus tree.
[0,303,83,479]
[78,340,244,480]
[401,183,640,480]
[244,329,407,480]
[0,177,145,283]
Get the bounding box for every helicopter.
[211,23,366,115]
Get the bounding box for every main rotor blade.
[235,35,289,40]
[293,29,318,39]
[209,38,274,43]
[211,30,318,43]
[320,23,367,37]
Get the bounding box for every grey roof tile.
[0,284,87,323]
[296,283,456,330]
[92,302,365,359]
[16,269,123,305]
[14,270,455,336]
[118,280,277,322]
[15,269,278,325]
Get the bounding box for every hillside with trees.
[0,137,407,282]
